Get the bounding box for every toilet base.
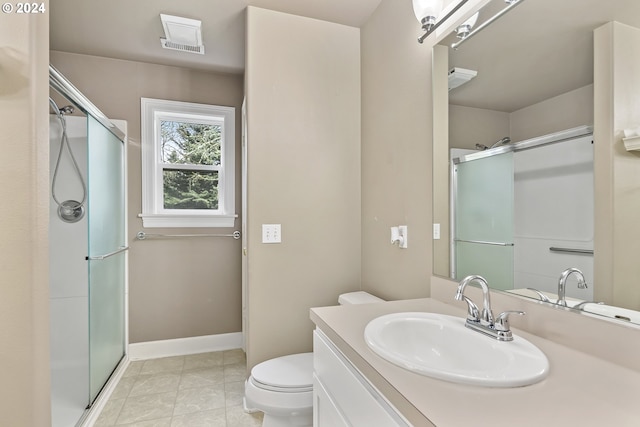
[244,379,313,427]
[262,412,312,427]
[244,397,312,427]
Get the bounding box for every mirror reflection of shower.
[49,98,86,223]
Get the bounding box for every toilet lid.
[251,352,313,392]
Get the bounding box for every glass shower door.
[454,152,514,290]
[87,115,126,403]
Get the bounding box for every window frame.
[140,98,236,228]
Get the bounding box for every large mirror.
[432,0,640,324]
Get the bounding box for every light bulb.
[412,0,444,30]
[456,11,479,39]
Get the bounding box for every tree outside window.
[160,121,221,210]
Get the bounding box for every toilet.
[244,291,384,427]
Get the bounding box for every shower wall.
[48,115,89,427]
[513,135,594,300]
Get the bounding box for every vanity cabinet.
[313,330,410,427]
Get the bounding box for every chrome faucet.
[455,275,525,341]
[456,275,494,324]
[556,267,587,307]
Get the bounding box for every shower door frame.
[49,65,130,427]
[449,125,593,283]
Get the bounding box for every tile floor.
[94,349,264,427]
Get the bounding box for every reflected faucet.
[557,267,587,307]
[455,275,525,341]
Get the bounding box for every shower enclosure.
[451,126,594,298]
[49,66,127,427]
[452,150,514,289]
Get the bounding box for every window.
[141,98,236,227]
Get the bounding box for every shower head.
[489,136,511,149]
[48,97,75,117]
[59,105,75,115]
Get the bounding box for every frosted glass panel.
[87,116,125,403]
[456,152,514,242]
[454,152,514,288]
[88,254,125,401]
[456,242,514,291]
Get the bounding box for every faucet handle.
[494,310,525,332]
[526,288,550,302]
[572,301,604,310]
[460,296,480,322]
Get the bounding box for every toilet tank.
[338,291,384,305]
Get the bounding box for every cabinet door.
[313,375,349,427]
[313,330,409,427]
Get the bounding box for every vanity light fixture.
[415,0,470,44]
[412,0,444,32]
[451,0,526,50]
[455,11,479,39]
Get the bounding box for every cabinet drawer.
[313,330,409,427]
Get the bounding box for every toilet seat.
[250,353,313,393]
[243,293,384,427]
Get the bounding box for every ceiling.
[442,0,640,112]
[51,0,640,112]
[50,0,384,74]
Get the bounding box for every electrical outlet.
[433,223,441,240]
[262,224,281,243]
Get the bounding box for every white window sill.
[139,213,237,228]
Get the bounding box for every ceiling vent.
[160,14,205,55]
[448,67,477,91]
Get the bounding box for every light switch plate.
[433,223,441,240]
[262,224,281,243]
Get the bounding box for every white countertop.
[310,298,640,427]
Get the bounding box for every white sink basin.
[364,312,549,387]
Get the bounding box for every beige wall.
[449,105,510,149]
[0,6,51,425]
[510,85,594,141]
[245,7,361,369]
[50,51,245,342]
[594,22,640,310]
[360,0,433,300]
[448,85,593,152]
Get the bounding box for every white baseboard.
[128,332,243,360]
